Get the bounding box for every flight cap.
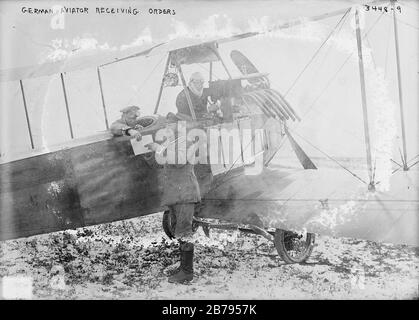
[120,105,140,113]
[190,72,204,82]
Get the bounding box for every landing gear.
[274,229,315,264]
[162,210,315,264]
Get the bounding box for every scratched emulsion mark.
[306,188,370,236]
[46,181,65,223]
[48,181,61,195]
[310,200,358,234]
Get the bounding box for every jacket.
[110,118,143,136]
[175,87,210,119]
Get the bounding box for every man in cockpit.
[175,72,220,119]
[110,105,143,141]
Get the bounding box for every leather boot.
[168,242,194,283]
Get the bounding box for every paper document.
[130,135,154,155]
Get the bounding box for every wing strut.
[97,67,109,130]
[60,73,74,139]
[19,80,34,149]
[355,8,374,190]
[392,0,408,170]
[176,63,197,120]
[154,54,171,114]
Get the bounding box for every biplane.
[0,0,417,265]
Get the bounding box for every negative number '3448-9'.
[364,4,402,13]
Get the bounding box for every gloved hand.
[127,129,142,141]
[145,142,163,153]
[207,97,221,113]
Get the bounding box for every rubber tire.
[274,229,315,264]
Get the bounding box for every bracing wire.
[279,11,389,186]
[287,3,416,170]
[306,9,351,87]
[382,12,419,30]
[245,8,392,183]
[287,127,368,185]
[208,122,260,193]
[302,11,386,119]
[302,54,352,118]
[117,54,163,109]
[407,160,419,170]
[408,154,419,163]
[300,105,399,160]
[391,154,419,174]
[260,9,351,162]
[394,17,419,30]
[129,54,166,102]
[283,8,352,97]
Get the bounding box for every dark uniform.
[164,85,214,283]
[176,87,210,119]
[110,105,143,137]
[161,164,201,238]
[144,127,201,283]
[111,105,201,283]
[158,123,202,284]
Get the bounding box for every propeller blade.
[286,127,317,169]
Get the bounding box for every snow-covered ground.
[0,212,418,300]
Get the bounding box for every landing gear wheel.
[162,209,176,239]
[274,229,315,264]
